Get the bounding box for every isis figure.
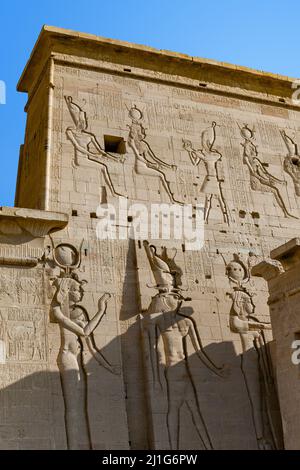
[127,106,182,204]
[52,275,117,449]
[240,124,297,219]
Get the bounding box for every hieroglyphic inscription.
[0,268,44,306]
[183,250,215,292]
[0,308,46,362]
[51,75,64,210]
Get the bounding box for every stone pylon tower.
[1,25,300,449]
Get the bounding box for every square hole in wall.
[104,135,126,154]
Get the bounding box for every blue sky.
[1,0,300,206]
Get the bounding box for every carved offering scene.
[182,122,229,224]
[136,240,283,450]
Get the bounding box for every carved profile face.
[164,293,181,311]
[54,277,85,318]
[227,261,247,282]
[69,281,83,304]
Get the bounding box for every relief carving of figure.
[65,96,126,197]
[183,122,229,224]
[226,254,281,449]
[127,106,183,204]
[240,124,297,218]
[0,274,15,303]
[280,129,300,196]
[141,241,227,450]
[19,277,43,305]
[50,242,118,450]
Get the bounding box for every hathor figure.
[127,106,183,205]
[50,242,118,449]
[240,124,297,219]
[226,254,280,450]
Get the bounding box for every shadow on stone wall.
[0,322,283,450]
[0,239,284,450]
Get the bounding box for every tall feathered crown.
[65,96,87,129]
[143,241,182,292]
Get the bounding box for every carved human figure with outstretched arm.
[127,106,183,204]
[65,96,125,197]
[143,241,177,292]
[142,293,227,450]
[240,124,297,219]
[52,276,117,449]
[183,122,229,224]
[229,289,276,449]
[141,241,227,450]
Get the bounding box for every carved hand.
[148,162,159,170]
[98,293,111,310]
[249,322,272,331]
[182,140,193,151]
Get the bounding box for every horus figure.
[127,106,183,204]
[65,96,125,197]
[240,124,297,218]
[183,122,229,224]
[141,241,227,450]
[281,129,300,196]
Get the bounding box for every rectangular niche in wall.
[104,135,126,154]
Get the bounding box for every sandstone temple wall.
[1,26,300,449]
